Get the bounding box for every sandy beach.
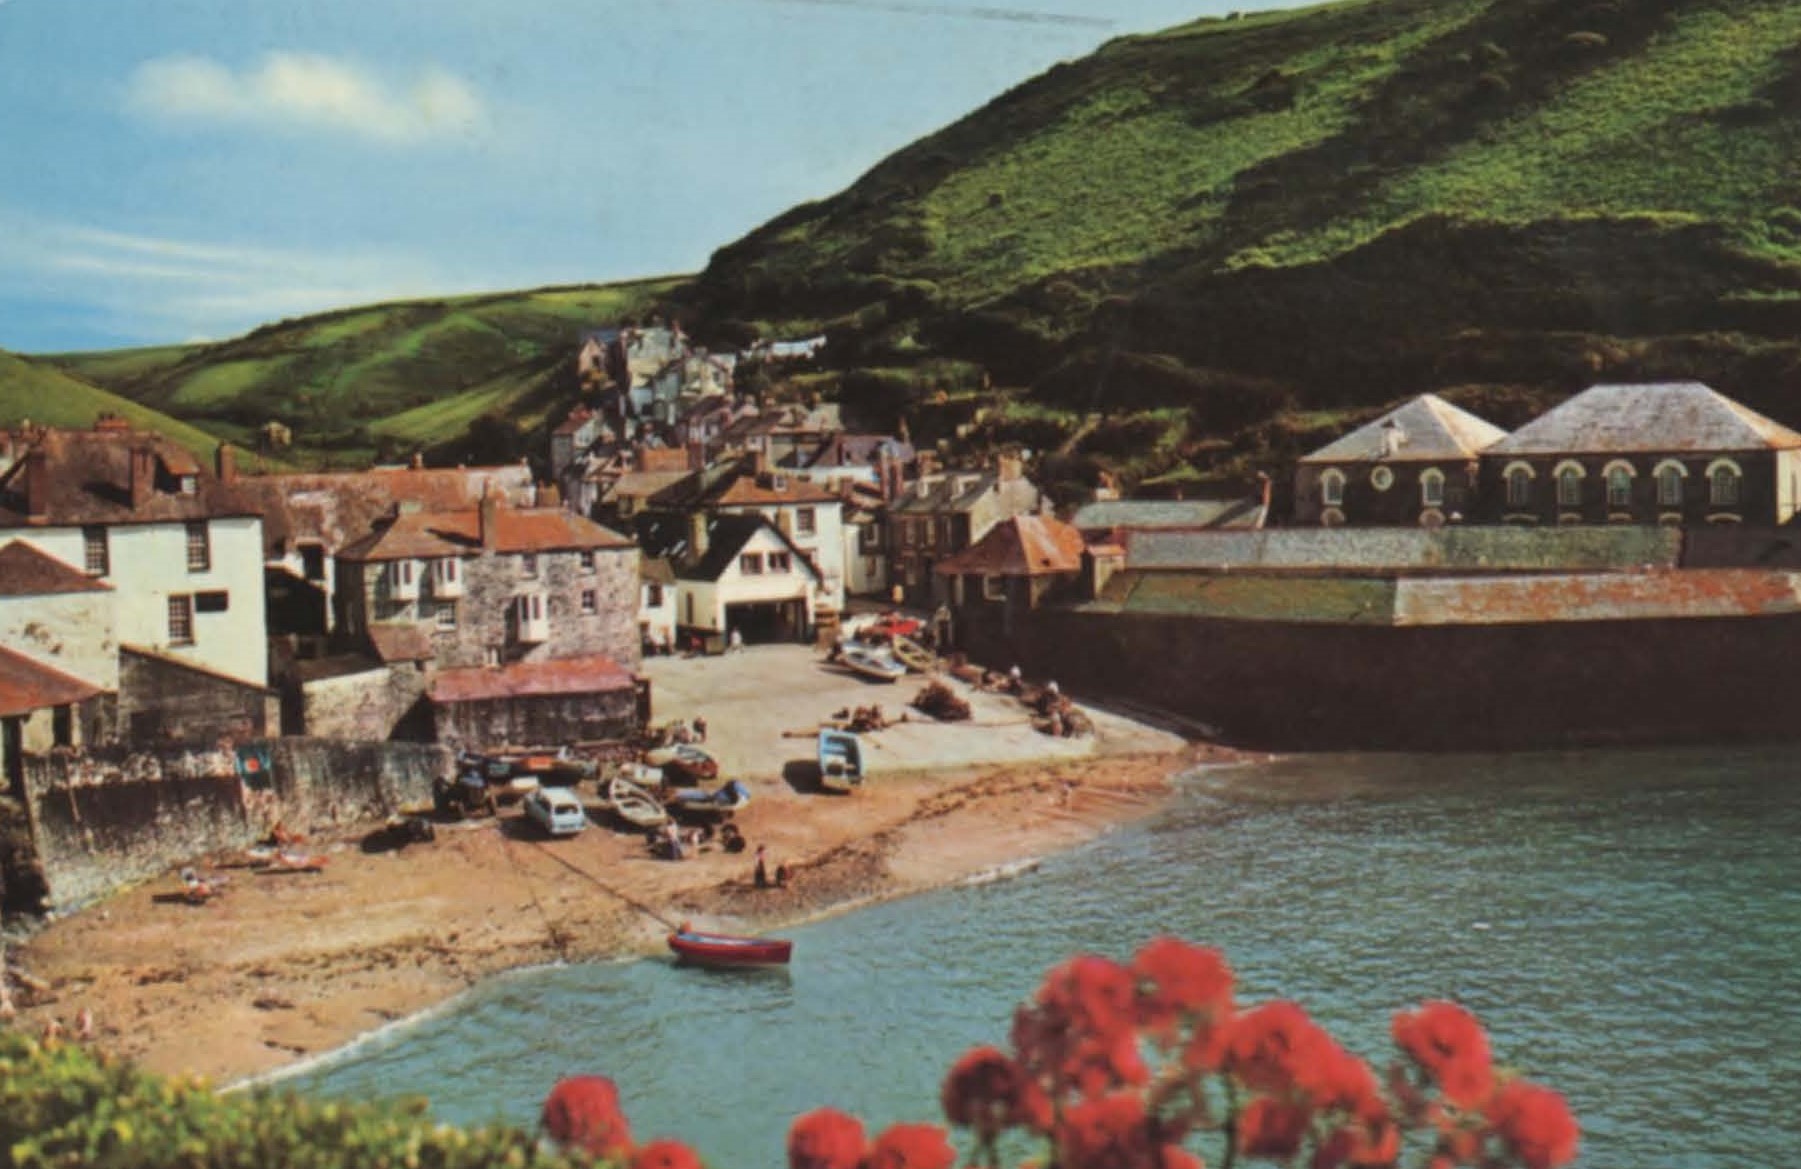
[5,646,1241,1085]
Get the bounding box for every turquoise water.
[291,746,1801,1166]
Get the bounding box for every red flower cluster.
[541,936,1578,1169]
[788,1108,957,1169]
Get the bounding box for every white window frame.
[1654,459,1688,508]
[1319,469,1345,507]
[435,602,457,629]
[1419,468,1445,508]
[1504,462,1535,509]
[982,575,1006,601]
[768,551,793,573]
[167,595,194,645]
[1706,458,1742,508]
[1553,460,1586,509]
[796,507,817,536]
[739,552,764,575]
[185,520,211,573]
[83,526,109,576]
[1603,460,1636,509]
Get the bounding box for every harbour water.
[292,745,1801,1166]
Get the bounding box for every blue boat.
[665,779,751,818]
[816,728,864,793]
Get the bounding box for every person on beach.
[754,844,769,888]
[693,715,708,743]
[1008,664,1023,693]
[727,627,744,654]
[775,861,790,888]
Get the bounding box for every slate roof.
[1485,382,1801,455]
[1126,526,1684,573]
[0,428,258,528]
[935,515,1087,578]
[1071,497,1267,533]
[890,470,1043,516]
[633,511,821,583]
[339,507,634,562]
[0,645,105,716]
[1299,394,1508,464]
[226,465,534,559]
[651,455,837,509]
[429,654,635,704]
[0,540,110,596]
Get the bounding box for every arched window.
[1707,459,1742,507]
[1655,460,1687,508]
[1420,468,1445,508]
[1505,463,1534,508]
[1320,469,1345,507]
[1554,461,1586,509]
[1603,461,1635,509]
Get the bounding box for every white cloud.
[126,52,486,143]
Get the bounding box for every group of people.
[655,819,746,861]
[752,843,789,890]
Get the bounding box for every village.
[6,319,1801,1076]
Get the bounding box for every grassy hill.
[48,279,682,468]
[682,0,1801,496]
[0,350,246,464]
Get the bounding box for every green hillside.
[48,279,683,467]
[0,350,244,464]
[683,0,1801,496]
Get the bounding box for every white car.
[524,787,588,837]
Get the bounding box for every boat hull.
[668,930,793,967]
[817,729,864,793]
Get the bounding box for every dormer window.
[179,475,198,495]
[432,557,463,598]
[389,559,419,601]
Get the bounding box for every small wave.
[961,858,1043,887]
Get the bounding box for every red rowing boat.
[667,927,793,968]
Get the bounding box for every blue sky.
[0,0,1300,353]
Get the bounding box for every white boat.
[839,646,906,683]
[605,773,670,829]
[817,727,864,793]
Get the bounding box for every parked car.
[524,788,588,838]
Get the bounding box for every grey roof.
[1071,498,1265,532]
[1486,382,1801,455]
[632,511,820,584]
[1126,526,1683,573]
[890,471,999,515]
[1299,394,1507,464]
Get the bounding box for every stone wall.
[300,663,431,741]
[118,648,273,746]
[20,738,452,910]
[433,689,637,748]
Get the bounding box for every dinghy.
[667,926,792,968]
[665,779,751,818]
[817,727,864,793]
[605,773,670,830]
[840,645,906,683]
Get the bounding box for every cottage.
[1477,382,1801,527]
[1294,394,1507,527]
[887,456,1044,607]
[635,512,824,651]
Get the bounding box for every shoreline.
[9,738,1241,1086]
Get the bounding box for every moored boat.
[890,635,936,673]
[605,773,670,829]
[816,727,864,793]
[643,743,719,782]
[667,927,793,968]
[839,646,906,683]
[665,779,751,818]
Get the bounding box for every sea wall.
[962,604,1801,751]
[20,739,453,910]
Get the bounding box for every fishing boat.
[667,927,793,968]
[665,779,751,818]
[839,645,906,683]
[816,727,864,793]
[643,743,720,782]
[604,773,670,830]
[890,635,936,673]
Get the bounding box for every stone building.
[1294,394,1507,527]
[1476,382,1801,527]
[335,494,641,746]
[934,514,1087,613]
[886,456,1044,606]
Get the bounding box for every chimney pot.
[23,448,49,519]
[479,486,500,549]
[215,442,238,484]
[129,446,156,509]
[687,511,709,561]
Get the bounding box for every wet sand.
[6,648,1242,1084]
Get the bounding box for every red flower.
[1014,957,1149,1099]
[631,1139,704,1169]
[1057,1091,1167,1169]
[1299,1046,1388,1124]
[1131,938,1234,1048]
[865,1123,957,1169]
[1484,1081,1579,1169]
[1039,955,1141,1042]
[941,1045,1053,1135]
[1391,1002,1494,1109]
[1237,1097,1312,1159]
[1220,1002,1333,1097]
[788,1108,869,1169]
[541,1075,634,1160]
[1311,1121,1400,1169]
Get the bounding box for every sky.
[0,0,1302,353]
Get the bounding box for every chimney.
[1256,471,1273,522]
[23,448,49,520]
[997,453,1023,482]
[753,446,770,476]
[215,441,238,484]
[129,446,156,509]
[687,511,709,562]
[479,485,500,549]
[410,452,425,470]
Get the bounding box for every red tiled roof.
[934,515,1087,578]
[711,475,838,507]
[340,506,635,561]
[367,623,435,663]
[0,540,110,596]
[0,645,104,717]
[429,655,636,704]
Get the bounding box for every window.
[768,552,792,573]
[300,544,326,582]
[1505,465,1534,508]
[1555,463,1584,509]
[484,646,502,667]
[1320,470,1345,507]
[178,475,198,495]
[1420,469,1445,508]
[982,575,1006,601]
[739,552,764,574]
[580,550,597,572]
[796,507,817,536]
[1656,462,1686,507]
[435,602,457,629]
[1605,463,1634,508]
[1708,461,1741,507]
[436,557,459,586]
[581,589,597,615]
[646,582,665,607]
[185,521,211,572]
[521,553,540,578]
[83,526,109,576]
[167,595,194,645]
[195,590,229,613]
